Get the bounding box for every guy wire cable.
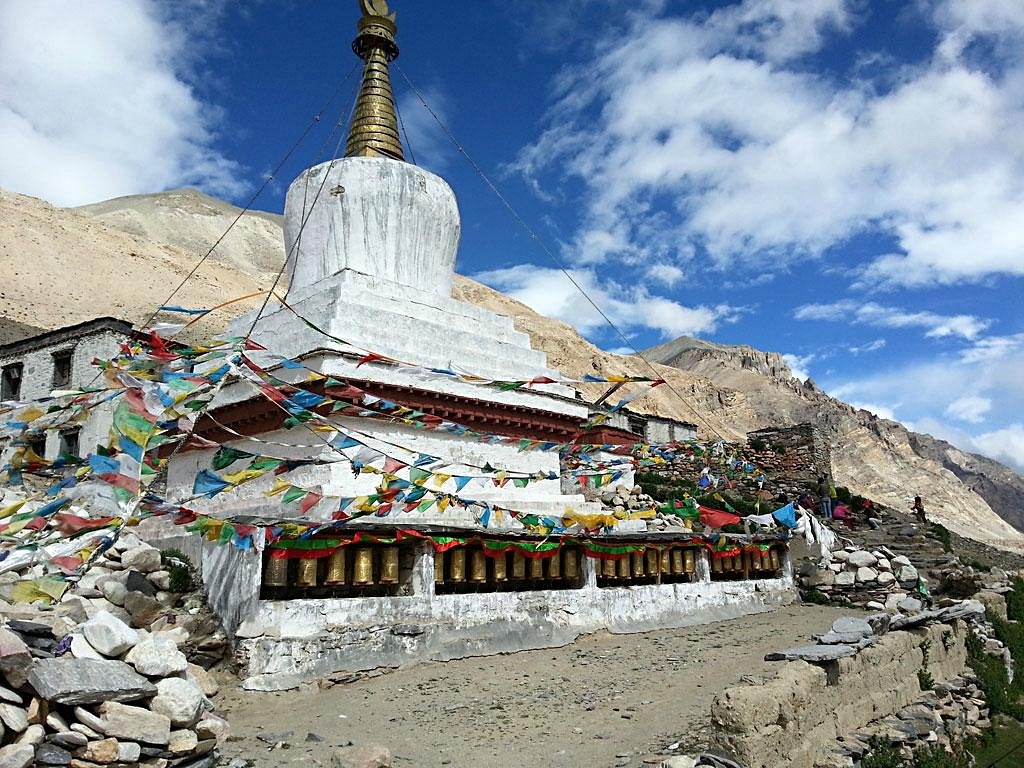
[394,62,724,441]
[139,61,360,332]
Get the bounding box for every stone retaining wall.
[709,620,969,768]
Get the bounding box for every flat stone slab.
[817,631,874,645]
[832,617,873,636]
[765,644,859,662]
[26,658,156,705]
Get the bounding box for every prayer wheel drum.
[528,556,544,580]
[380,546,399,584]
[511,551,526,580]
[684,549,696,574]
[449,548,466,582]
[469,550,487,583]
[617,555,631,579]
[671,548,685,575]
[632,551,645,577]
[546,551,560,579]
[493,552,508,581]
[711,554,723,573]
[295,557,318,588]
[645,549,659,575]
[602,558,617,579]
[770,549,781,571]
[660,549,671,575]
[563,549,579,580]
[324,549,347,586]
[263,556,289,588]
[352,548,374,585]
[434,550,445,583]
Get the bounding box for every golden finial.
[345,0,405,161]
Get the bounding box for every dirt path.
[218,604,850,768]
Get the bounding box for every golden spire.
[345,0,405,161]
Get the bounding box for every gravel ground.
[218,604,849,768]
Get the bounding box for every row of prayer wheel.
[435,547,581,586]
[598,547,698,582]
[711,548,781,577]
[262,545,400,590]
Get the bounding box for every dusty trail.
[218,604,849,768]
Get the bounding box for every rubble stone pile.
[799,544,926,610]
[0,534,231,768]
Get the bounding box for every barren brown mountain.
[2,186,1021,550]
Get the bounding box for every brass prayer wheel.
[449,548,466,582]
[493,552,508,581]
[380,546,399,584]
[528,556,544,580]
[770,549,781,571]
[632,551,645,577]
[296,557,318,588]
[353,548,375,585]
[711,555,723,573]
[660,549,671,574]
[546,552,560,579]
[645,549,659,575]
[602,558,617,578]
[511,551,526,579]
[324,549,347,585]
[671,548,684,574]
[469,550,487,583]
[721,555,733,572]
[733,555,744,572]
[263,556,289,588]
[563,549,579,579]
[684,549,696,573]
[617,555,631,579]
[434,550,445,583]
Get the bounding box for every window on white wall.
[52,349,74,389]
[58,428,81,458]
[1,363,23,400]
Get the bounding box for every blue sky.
[1,0,1022,471]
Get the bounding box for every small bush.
[917,668,934,691]
[862,738,905,768]
[801,589,831,605]
[1007,577,1024,622]
[748,438,768,452]
[161,549,197,593]
[833,485,853,503]
[966,628,1024,719]
[930,523,954,553]
[912,742,971,768]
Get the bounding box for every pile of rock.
[829,674,989,766]
[596,485,660,520]
[799,544,924,610]
[0,536,231,768]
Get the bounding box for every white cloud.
[473,263,730,339]
[849,401,898,421]
[782,353,814,382]
[0,0,243,206]
[646,263,685,286]
[794,300,990,340]
[396,88,454,173]
[945,395,992,423]
[513,0,1024,287]
[848,338,886,354]
[973,424,1024,474]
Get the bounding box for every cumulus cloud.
[0,0,243,206]
[794,301,991,340]
[646,263,685,286]
[512,0,1024,287]
[973,424,1024,474]
[782,353,814,382]
[945,395,992,424]
[473,263,731,340]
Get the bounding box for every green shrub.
[833,485,853,503]
[801,589,832,605]
[912,742,971,768]
[930,523,954,553]
[161,549,197,593]
[1007,577,1024,622]
[917,668,934,691]
[747,438,768,452]
[966,628,1024,719]
[862,738,905,768]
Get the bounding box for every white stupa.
[169,1,607,527]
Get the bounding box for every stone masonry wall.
[709,620,968,768]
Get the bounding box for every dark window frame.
[52,348,74,389]
[58,427,81,458]
[1,362,24,400]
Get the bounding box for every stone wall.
[709,620,969,768]
[641,423,834,502]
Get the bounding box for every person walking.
[818,475,833,519]
[911,495,927,525]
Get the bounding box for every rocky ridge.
[1,186,1022,549]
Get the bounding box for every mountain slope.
[1,186,1021,550]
